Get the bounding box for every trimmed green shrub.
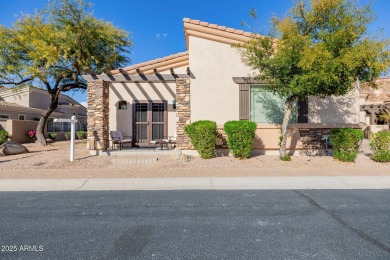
[76,131,87,140]
[185,120,217,159]
[0,130,9,144]
[330,128,363,162]
[65,132,71,140]
[48,133,57,141]
[280,154,291,161]
[224,121,256,159]
[370,131,390,162]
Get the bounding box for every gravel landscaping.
[0,140,388,173]
[0,141,112,171]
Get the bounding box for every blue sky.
[1,0,389,105]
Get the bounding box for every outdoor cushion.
[109,130,132,150]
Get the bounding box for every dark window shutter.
[298,96,308,123]
[239,84,249,120]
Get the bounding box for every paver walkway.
[0,164,387,179]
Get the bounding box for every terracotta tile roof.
[183,18,253,37]
[0,101,42,111]
[111,52,189,75]
[0,101,62,116]
[361,78,390,104]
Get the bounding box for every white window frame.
[18,114,26,120]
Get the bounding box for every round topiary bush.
[224,121,257,159]
[65,132,71,140]
[76,131,87,140]
[48,133,57,141]
[185,120,217,159]
[330,128,363,162]
[370,131,390,162]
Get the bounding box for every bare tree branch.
[0,77,33,86]
[60,83,87,92]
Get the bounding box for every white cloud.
[80,101,87,108]
[155,33,168,40]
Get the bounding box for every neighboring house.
[360,78,390,132]
[0,86,87,143]
[83,18,369,155]
[0,101,62,121]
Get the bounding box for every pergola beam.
[82,73,190,83]
[360,104,390,112]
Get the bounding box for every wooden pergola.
[83,67,193,152]
[360,103,390,124]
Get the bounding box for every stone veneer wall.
[299,128,331,149]
[87,80,109,151]
[176,78,192,149]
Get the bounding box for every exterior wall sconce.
[118,101,127,110]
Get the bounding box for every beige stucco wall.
[5,120,44,143]
[0,119,69,143]
[217,123,300,151]
[186,35,362,151]
[0,120,7,131]
[308,88,360,124]
[189,36,254,124]
[109,67,186,138]
[0,89,30,107]
[0,110,42,120]
[29,91,51,109]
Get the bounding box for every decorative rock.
[0,141,29,156]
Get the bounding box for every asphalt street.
[0,190,389,259]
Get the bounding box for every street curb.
[1,176,390,191]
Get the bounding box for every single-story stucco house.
[83,18,388,155]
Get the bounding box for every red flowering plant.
[27,130,37,138]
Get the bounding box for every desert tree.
[236,0,390,159]
[0,0,132,145]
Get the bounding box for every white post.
[70,115,76,162]
[54,116,78,162]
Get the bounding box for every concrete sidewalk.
[1,176,390,191]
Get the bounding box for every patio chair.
[168,135,177,149]
[109,131,132,150]
[161,135,177,150]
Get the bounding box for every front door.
[134,101,167,146]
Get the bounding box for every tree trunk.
[36,95,59,146]
[279,96,297,158]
